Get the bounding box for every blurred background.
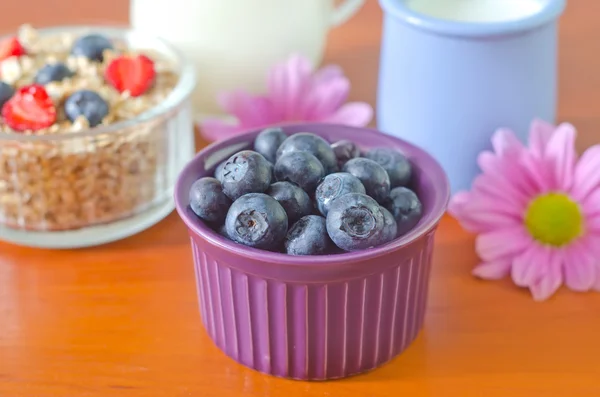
[0,0,378,121]
[1,0,597,151]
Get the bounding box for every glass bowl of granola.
[0,24,196,248]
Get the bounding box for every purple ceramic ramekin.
[174,123,449,380]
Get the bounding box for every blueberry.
[64,89,109,127]
[225,193,288,249]
[216,223,229,238]
[221,151,272,201]
[71,34,114,62]
[266,181,313,224]
[378,206,398,244]
[276,132,338,174]
[326,193,386,251]
[216,156,270,185]
[267,161,275,183]
[365,148,412,188]
[315,172,366,216]
[274,151,325,193]
[342,158,391,204]
[34,63,74,85]
[331,140,360,168]
[254,127,287,163]
[214,161,226,182]
[189,177,232,224]
[285,215,332,256]
[0,82,14,109]
[385,187,423,235]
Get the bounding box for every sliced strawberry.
[105,54,156,97]
[1,84,56,132]
[0,37,26,61]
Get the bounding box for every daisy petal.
[199,119,245,142]
[472,261,511,280]
[475,153,531,206]
[563,243,596,291]
[584,235,600,291]
[302,78,350,120]
[528,118,555,158]
[322,102,374,127]
[471,174,527,212]
[519,153,550,192]
[529,251,563,301]
[489,129,544,196]
[217,91,276,127]
[267,54,312,119]
[450,211,505,234]
[586,215,600,233]
[311,65,344,85]
[479,152,541,198]
[593,275,600,292]
[448,191,488,233]
[491,128,524,159]
[451,192,521,233]
[589,240,600,290]
[581,188,600,218]
[511,243,549,287]
[571,145,600,202]
[448,191,469,216]
[475,226,532,262]
[544,122,577,191]
[577,234,600,261]
[465,210,520,231]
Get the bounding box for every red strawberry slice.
[105,54,156,97]
[0,37,26,61]
[1,84,56,132]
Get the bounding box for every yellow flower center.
[524,193,584,247]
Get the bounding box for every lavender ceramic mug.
[377,0,566,194]
[175,124,449,380]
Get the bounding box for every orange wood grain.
[1,1,600,396]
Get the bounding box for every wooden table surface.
[2,1,600,396]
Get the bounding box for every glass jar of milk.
[130,0,364,116]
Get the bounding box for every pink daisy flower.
[449,119,600,301]
[199,54,373,141]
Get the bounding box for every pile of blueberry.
[188,129,423,255]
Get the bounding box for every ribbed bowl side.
[190,230,436,381]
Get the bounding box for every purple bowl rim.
[174,123,450,266]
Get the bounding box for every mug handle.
[331,0,365,27]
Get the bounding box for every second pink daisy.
[449,119,600,301]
